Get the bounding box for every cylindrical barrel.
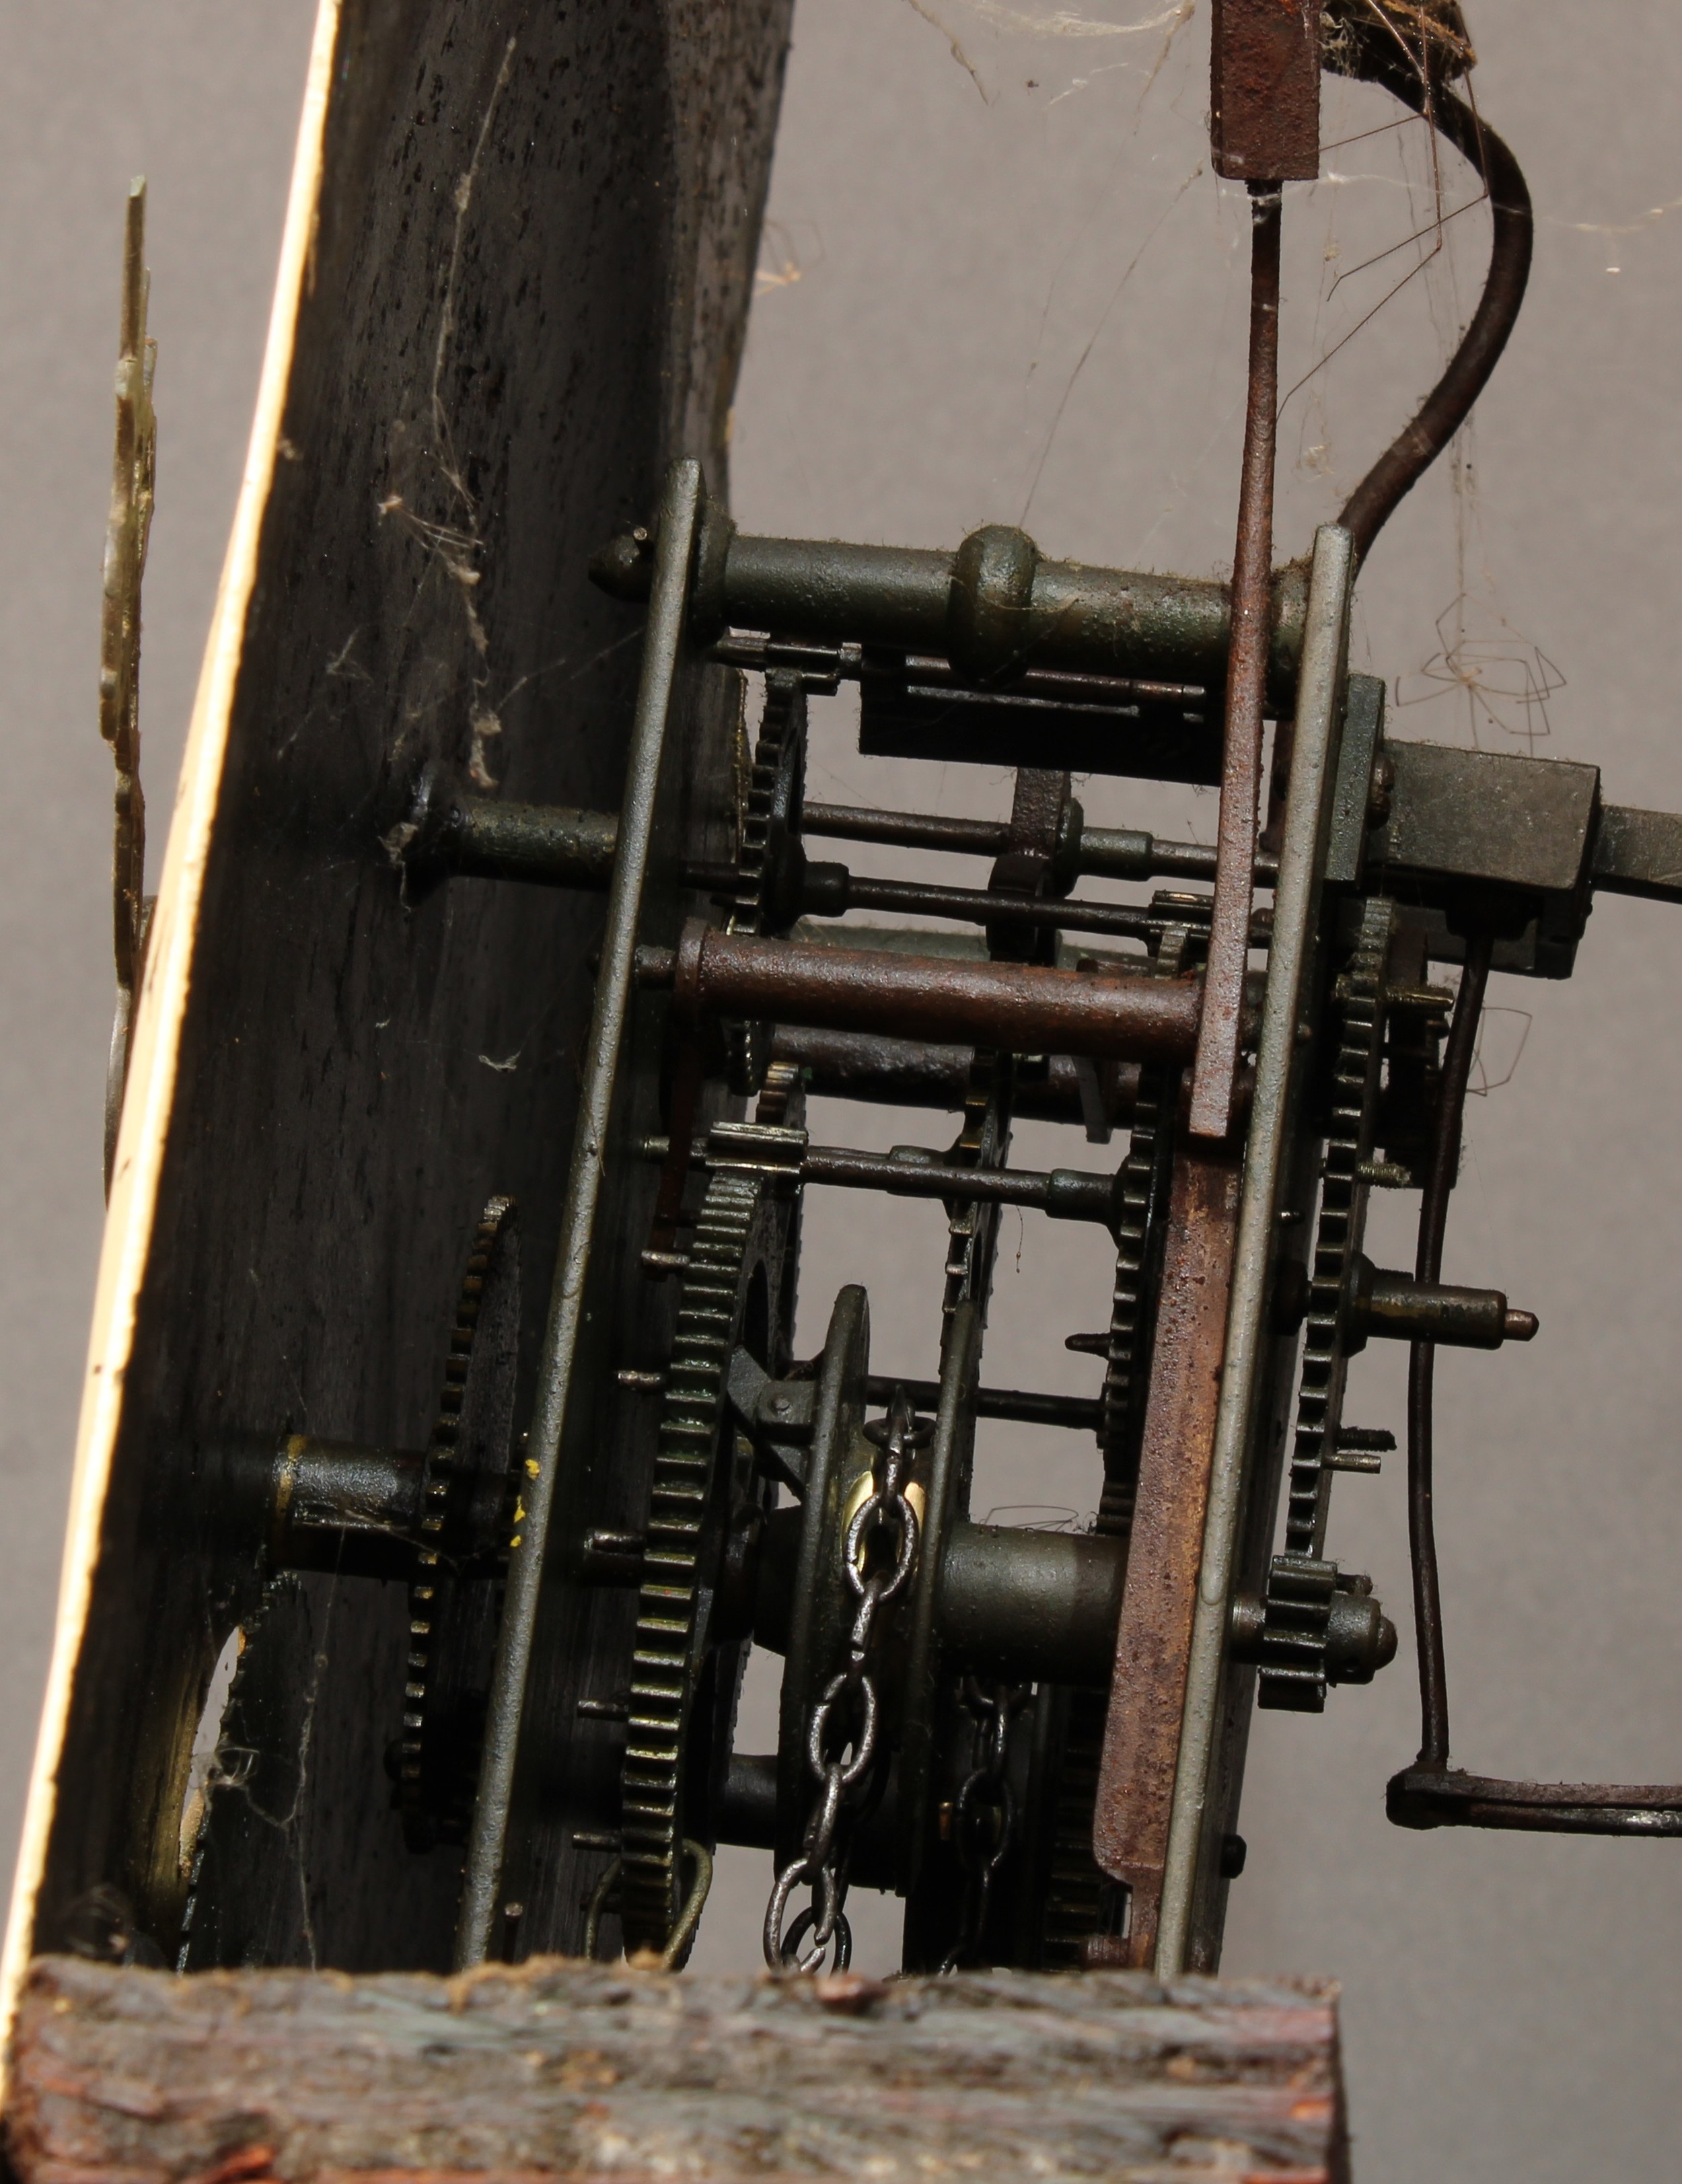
[272,1435,425,1579]
[665,921,1205,1064]
[594,515,1310,703]
[1352,1260,1537,1350]
[937,1520,1127,1687]
[200,1430,425,1578]
[724,535,953,651]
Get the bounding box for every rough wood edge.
[7,1956,1350,2184]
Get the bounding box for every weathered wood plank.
[6,0,792,1992]
[7,1957,1348,2184]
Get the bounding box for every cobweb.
[902,0,1196,104]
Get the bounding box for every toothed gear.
[1095,1060,1174,1533]
[1097,918,1195,1531]
[1283,896,1394,1557]
[722,669,807,1093]
[619,1167,790,1953]
[941,1045,1014,1320]
[398,1196,521,1852]
[1258,896,1394,1712]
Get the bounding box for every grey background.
[5,1,1681,2175]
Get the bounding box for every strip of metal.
[895,1296,983,1897]
[1187,183,1282,1142]
[455,458,702,1967]
[1154,523,1354,1973]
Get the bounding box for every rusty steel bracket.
[1189,179,1283,1142]
[1091,1123,1243,1968]
[1212,0,1323,183]
[1192,0,1321,1139]
[1155,526,1354,1973]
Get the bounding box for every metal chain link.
[941,1677,1031,1973]
[764,1387,926,1971]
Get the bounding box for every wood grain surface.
[9,0,790,1990]
[7,1956,1348,2184]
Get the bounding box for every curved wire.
[1336,65,1533,567]
[1407,931,1492,1767]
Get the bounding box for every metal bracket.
[456,458,705,1969]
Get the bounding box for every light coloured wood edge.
[0,0,344,2091]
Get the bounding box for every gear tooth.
[1281,897,1393,1560]
[619,1154,793,1951]
[400,1198,519,1846]
[1091,1056,1175,1537]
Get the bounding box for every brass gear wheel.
[398,1196,521,1852]
[619,1163,792,1951]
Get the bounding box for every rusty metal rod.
[646,922,1209,1063]
[1338,71,1533,568]
[1389,1764,1682,1836]
[1190,180,1282,1142]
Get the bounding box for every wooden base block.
[7,1956,1348,2184]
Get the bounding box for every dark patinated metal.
[595,514,1311,706]
[1329,32,1533,567]
[689,859,1163,943]
[1592,802,1682,905]
[936,1522,1126,1687]
[647,1126,1130,1231]
[399,764,620,894]
[1370,739,1599,978]
[215,1433,426,1581]
[1346,1259,1537,1351]
[1388,1767,1682,1836]
[1229,1576,1397,1688]
[770,1027,1140,1133]
[802,801,1019,860]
